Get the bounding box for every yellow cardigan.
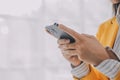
[73,17,120,80]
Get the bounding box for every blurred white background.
[0,0,113,80]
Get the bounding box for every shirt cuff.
[96,59,120,79]
[71,62,90,78]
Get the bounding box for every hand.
[58,39,81,67]
[58,24,110,66]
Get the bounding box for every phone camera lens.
[54,23,59,26]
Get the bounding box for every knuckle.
[91,35,95,38]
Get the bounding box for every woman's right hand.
[57,39,81,67]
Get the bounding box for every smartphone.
[45,23,75,43]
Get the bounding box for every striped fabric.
[113,4,120,59]
[96,59,120,79]
[71,62,90,78]
[71,6,120,79]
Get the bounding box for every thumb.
[58,24,82,40]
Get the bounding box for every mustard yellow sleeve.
[73,64,120,80]
[73,65,109,80]
[115,71,120,80]
[96,23,105,42]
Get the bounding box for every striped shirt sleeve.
[96,59,120,79]
[71,62,90,78]
[96,47,120,79]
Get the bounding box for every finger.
[57,39,70,45]
[58,24,83,41]
[64,55,78,61]
[62,50,77,56]
[59,43,76,50]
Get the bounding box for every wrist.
[95,59,120,79]
[105,47,119,60]
[95,47,119,66]
[94,50,109,66]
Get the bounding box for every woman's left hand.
[58,24,110,66]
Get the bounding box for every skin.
[111,0,120,4]
[56,0,120,67]
[58,24,118,67]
